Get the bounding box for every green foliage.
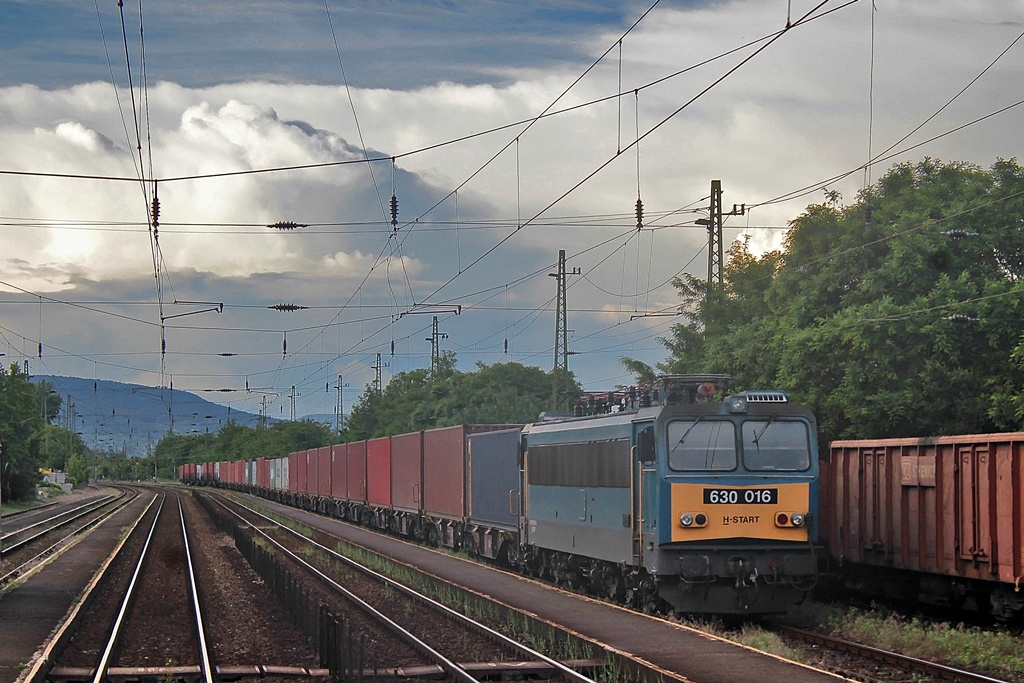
[630,158,1024,439]
[0,363,46,501]
[345,358,574,440]
[66,452,89,487]
[151,418,334,471]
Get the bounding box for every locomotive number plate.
[703,488,778,504]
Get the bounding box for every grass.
[821,606,1024,678]
[763,601,1024,680]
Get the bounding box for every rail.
[0,490,133,586]
[1,493,118,554]
[776,625,1009,683]
[213,493,600,683]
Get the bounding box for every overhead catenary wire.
[12,0,1019,405]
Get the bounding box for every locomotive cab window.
[741,420,811,471]
[667,419,736,471]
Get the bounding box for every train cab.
[644,384,821,613]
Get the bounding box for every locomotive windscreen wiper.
[750,415,775,451]
[673,415,704,448]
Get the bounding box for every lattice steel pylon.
[550,249,580,410]
[707,179,724,288]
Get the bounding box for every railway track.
[207,491,603,683]
[775,625,1010,683]
[0,489,132,587]
[46,490,215,682]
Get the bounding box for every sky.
[0,0,1023,426]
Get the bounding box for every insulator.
[635,197,644,229]
[390,194,399,227]
[947,229,967,240]
[266,221,308,230]
[504,338,508,354]
[38,342,42,357]
[268,303,308,312]
[151,196,160,227]
[391,340,395,355]
[161,339,166,354]
[283,335,287,357]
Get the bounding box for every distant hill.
[32,375,273,457]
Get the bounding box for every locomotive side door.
[633,422,656,566]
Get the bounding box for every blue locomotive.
[512,375,821,614]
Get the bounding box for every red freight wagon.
[347,440,367,502]
[257,457,270,489]
[366,436,392,508]
[305,448,319,496]
[823,433,1024,620]
[422,425,522,521]
[391,431,423,514]
[330,443,347,500]
[316,446,332,497]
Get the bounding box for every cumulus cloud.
[1,0,1023,416]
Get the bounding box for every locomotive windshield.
[667,419,736,471]
[667,418,811,472]
[740,419,811,471]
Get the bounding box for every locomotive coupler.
[727,556,756,587]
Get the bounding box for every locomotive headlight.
[791,513,805,527]
[728,395,748,413]
[680,513,694,527]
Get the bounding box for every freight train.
[182,374,822,616]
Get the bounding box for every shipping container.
[391,431,423,514]
[423,426,466,520]
[422,425,521,521]
[269,458,279,490]
[330,443,347,500]
[257,457,270,488]
[316,446,332,496]
[367,436,392,508]
[467,428,521,531]
[824,433,1024,589]
[288,451,302,492]
[347,440,367,502]
[306,448,318,496]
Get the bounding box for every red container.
[305,448,318,496]
[423,426,467,520]
[347,441,367,502]
[289,451,303,492]
[257,457,270,488]
[367,437,392,508]
[391,431,423,514]
[330,443,347,500]
[824,433,1024,586]
[316,446,332,496]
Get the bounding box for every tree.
[0,363,46,500]
[344,356,576,440]
[66,452,89,487]
[629,158,1024,440]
